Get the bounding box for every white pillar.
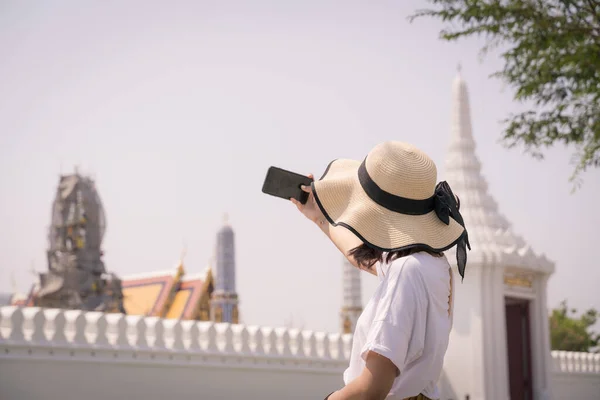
[340,259,362,334]
[443,262,487,400]
[488,260,511,400]
[532,273,553,399]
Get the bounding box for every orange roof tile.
[165,269,212,320]
[121,265,183,317]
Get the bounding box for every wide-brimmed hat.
[312,141,471,278]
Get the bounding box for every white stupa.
[441,68,555,400]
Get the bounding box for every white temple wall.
[0,306,348,400]
[482,260,511,400]
[530,274,554,399]
[552,372,600,400]
[1,306,599,400]
[441,263,487,400]
[0,356,342,400]
[551,350,600,400]
[501,266,555,400]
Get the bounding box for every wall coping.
[2,307,599,376]
[0,306,349,372]
[551,350,600,375]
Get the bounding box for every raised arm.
[290,176,376,276]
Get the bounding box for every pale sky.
[1,0,598,334]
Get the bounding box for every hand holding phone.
[261,166,314,204]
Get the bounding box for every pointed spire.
[445,69,521,254]
[180,241,187,263]
[450,69,476,146]
[444,71,554,272]
[214,235,226,292]
[446,68,486,201]
[213,210,238,322]
[219,212,233,233]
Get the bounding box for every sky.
[1,0,598,334]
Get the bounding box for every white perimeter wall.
[551,350,600,400]
[1,307,599,400]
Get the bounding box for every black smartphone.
[262,166,314,204]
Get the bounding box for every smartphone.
[262,166,314,204]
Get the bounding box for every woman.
[290,141,470,400]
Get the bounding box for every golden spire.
[180,240,188,262]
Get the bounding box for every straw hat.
[312,141,471,276]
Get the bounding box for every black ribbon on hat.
[433,181,471,280]
[358,161,471,279]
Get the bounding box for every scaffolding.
[34,171,125,312]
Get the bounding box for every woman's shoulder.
[381,253,422,280]
[384,252,448,280]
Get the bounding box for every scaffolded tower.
[33,171,125,312]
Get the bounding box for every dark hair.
[348,243,443,272]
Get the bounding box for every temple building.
[118,215,238,323]
[5,70,600,400]
[14,171,125,312]
[439,68,555,400]
[10,188,239,324]
[120,263,214,321]
[210,215,240,323]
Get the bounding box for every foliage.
[549,300,600,352]
[410,0,600,187]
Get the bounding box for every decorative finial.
[457,63,462,74]
[223,212,229,224]
[180,241,187,262]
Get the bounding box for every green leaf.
[409,0,600,189]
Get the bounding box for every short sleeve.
[360,257,428,373]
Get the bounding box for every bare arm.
[290,177,376,276]
[327,351,397,400]
[315,220,376,276]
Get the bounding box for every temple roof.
[121,263,184,316]
[165,268,212,320]
[444,70,554,274]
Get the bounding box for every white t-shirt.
[343,252,454,399]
